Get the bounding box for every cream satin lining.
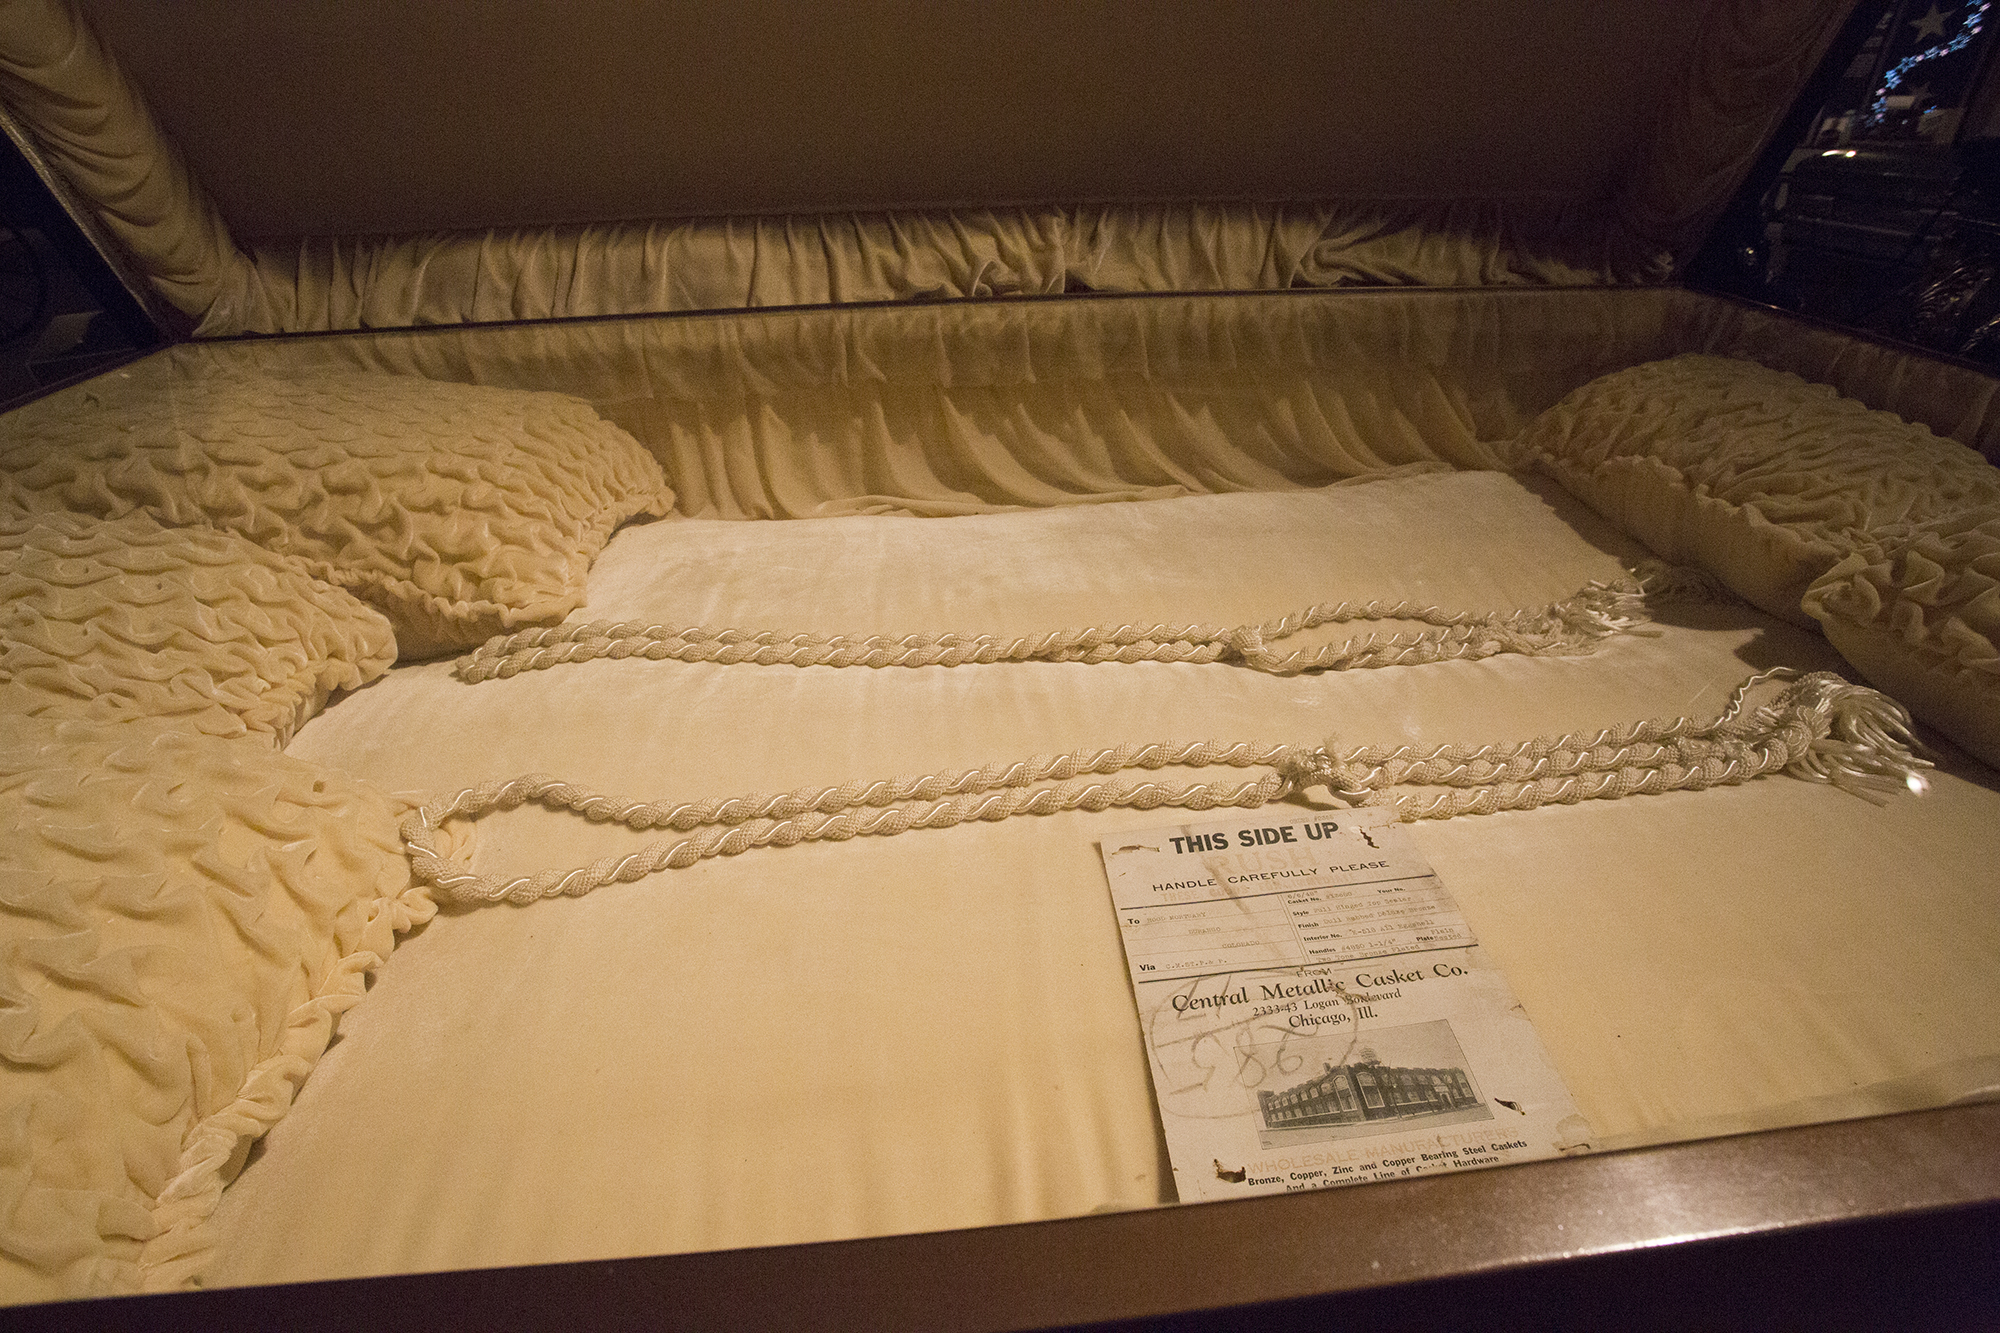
[216,199,1626,337]
[134,290,2000,529]
[2,0,1849,333]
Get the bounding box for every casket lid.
[0,0,1856,335]
[64,0,1733,237]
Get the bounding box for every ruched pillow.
[0,366,676,657]
[1507,354,2000,627]
[0,716,437,1303]
[1,511,396,746]
[1803,515,2000,767]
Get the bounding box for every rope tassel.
[402,670,1929,907]
[1768,672,1932,802]
[1289,670,1931,818]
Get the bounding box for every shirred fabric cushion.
[1506,353,2000,627]
[0,716,435,1304]
[1803,515,2000,767]
[0,366,676,657]
[1,511,396,746]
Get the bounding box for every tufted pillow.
[1803,514,2000,768]
[0,366,676,658]
[0,716,445,1303]
[1506,354,2000,627]
[1,511,396,746]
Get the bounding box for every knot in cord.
[1274,744,1335,796]
[1275,738,1378,800]
[1225,624,1266,662]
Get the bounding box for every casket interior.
[3,0,1999,1325]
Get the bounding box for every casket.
[2,0,1998,1324]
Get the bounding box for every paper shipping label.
[1099,809,1592,1203]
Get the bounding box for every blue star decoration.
[1875,0,1989,112]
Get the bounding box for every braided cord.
[408,741,1296,905]
[405,671,1929,906]
[454,578,1654,683]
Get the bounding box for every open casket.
[2,0,1998,1323]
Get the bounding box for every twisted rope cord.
[407,741,1294,906]
[405,670,1928,906]
[455,573,1676,683]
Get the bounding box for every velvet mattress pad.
[209,468,2000,1286]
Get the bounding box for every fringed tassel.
[1554,560,1735,649]
[1561,579,1654,641]
[1281,668,1933,821]
[1630,558,1738,606]
[1770,672,1933,803]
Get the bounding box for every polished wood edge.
[24,1099,1997,1332]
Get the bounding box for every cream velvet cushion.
[0,367,676,657]
[1,511,396,746]
[1507,353,2000,627]
[0,717,429,1303]
[1804,517,2000,767]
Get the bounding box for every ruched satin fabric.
[211,200,1638,338]
[1509,354,2000,627]
[1807,518,2000,766]
[0,281,1995,1301]
[1508,353,2000,766]
[0,717,427,1303]
[1,366,675,658]
[0,0,237,322]
[0,511,395,745]
[2,0,1851,334]
[147,290,2000,526]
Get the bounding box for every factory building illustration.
[1257,1046,1482,1130]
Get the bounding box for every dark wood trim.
[19,1100,1997,1332]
